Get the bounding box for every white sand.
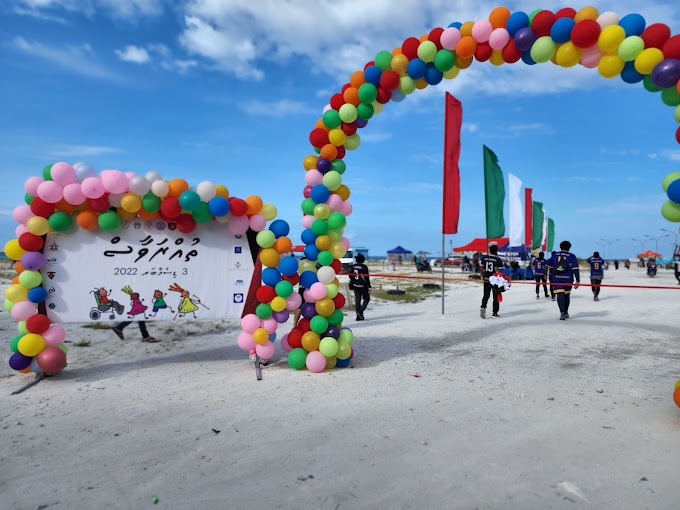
[1,265,679,509]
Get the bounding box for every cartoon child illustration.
[150,290,174,317]
[90,287,125,318]
[97,288,110,304]
[121,285,148,319]
[169,283,207,319]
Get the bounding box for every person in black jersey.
[480,245,504,319]
[349,254,371,320]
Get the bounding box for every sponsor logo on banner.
[233,293,244,303]
[235,246,242,254]
[156,222,166,231]
[49,243,59,251]
[47,272,56,279]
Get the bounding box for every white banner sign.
[41,222,254,323]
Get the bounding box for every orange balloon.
[456,36,477,60]
[303,155,319,171]
[117,208,136,221]
[676,80,680,95]
[456,56,474,69]
[15,261,25,274]
[320,144,338,160]
[76,210,98,230]
[415,78,428,90]
[391,47,403,56]
[55,199,77,214]
[314,118,329,132]
[489,6,511,29]
[334,185,351,201]
[349,70,365,88]
[419,34,429,42]
[342,87,360,106]
[167,179,189,199]
[460,21,475,37]
[674,387,680,408]
[245,195,263,215]
[18,367,31,373]
[391,53,409,75]
[11,276,19,285]
[137,208,159,220]
[215,185,229,198]
[274,236,292,254]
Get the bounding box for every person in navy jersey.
[548,250,556,301]
[531,252,550,299]
[587,251,605,301]
[546,241,580,320]
[479,244,504,319]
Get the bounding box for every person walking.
[587,251,605,301]
[480,245,504,319]
[531,252,550,299]
[349,254,371,320]
[547,241,580,320]
[112,320,159,342]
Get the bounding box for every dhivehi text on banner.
[41,222,254,323]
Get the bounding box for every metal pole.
[441,234,445,315]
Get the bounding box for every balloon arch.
[3,6,680,380]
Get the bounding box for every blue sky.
[1,0,680,260]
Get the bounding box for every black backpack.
[554,255,570,276]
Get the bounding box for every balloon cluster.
[674,379,680,409]
[5,161,283,374]
[661,172,680,221]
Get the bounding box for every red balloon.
[330,259,342,273]
[474,42,493,62]
[36,346,67,373]
[641,23,671,50]
[26,314,50,334]
[228,197,248,216]
[19,233,44,252]
[341,83,351,93]
[309,128,330,148]
[282,273,300,286]
[330,93,345,110]
[376,87,392,104]
[363,61,375,70]
[88,194,111,213]
[676,126,680,144]
[341,122,357,136]
[428,27,444,50]
[662,35,680,60]
[555,7,576,19]
[332,292,346,309]
[256,285,277,303]
[287,328,303,349]
[571,20,601,49]
[30,197,55,218]
[502,39,523,63]
[402,37,421,60]
[160,197,181,219]
[175,213,196,234]
[531,10,556,37]
[379,70,400,92]
[303,185,312,198]
[335,146,346,160]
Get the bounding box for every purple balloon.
[272,310,290,323]
[651,58,680,89]
[324,325,340,339]
[355,118,368,128]
[316,158,331,174]
[9,352,32,371]
[301,302,317,319]
[514,27,537,52]
[21,251,46,270]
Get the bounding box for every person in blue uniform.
[531,252,550,299]
[547,251,556,301]
[546,241,580,320]
[586,251,605,301]
[480,245,504,319]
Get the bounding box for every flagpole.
[484,146,489,254]
[441,234,445,314]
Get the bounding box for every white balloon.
[145,170,162,182]
[597,11,619,28]
[151,180,169,198]
[108,192,125,207]
[316,266,336,284]
[215,213,231,223]
[128,176,150,196]
[196,181,217,201]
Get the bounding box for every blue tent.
[387,245,412,254]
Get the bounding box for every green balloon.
[322,171,342,191]
[323,109,342,129]
[314,147,321,154]
[434,49,456,72]
[319,337,339,357]
[617,36,644,62]
[662,172,680,192]
[358,83,378,104]
[339,328,354,345]
[256,229,276,248]
[528,8,543,23]
[48,211,73,232]
[192,202,212,224]
[338,103,358,123]
[18,270,42,289]
[417,40,437,63]
[275,280,294,298]
[317,251,333,266]
[42,164,53,181]
[675,105,680,123]
[310,315,329,334]
[287,348,307,370]
[643,75,661,92]
[328,309,344,325]
[18,321,28,334]
[98,211,121,232]
[142,192,161,213]
[374,50,393,71]
[331,159,346,174]
[327,229,342,242]
[530,36,556,63]
[661,200,680,222]
[255,303,272,319]
[4,299,14,312]
[57,343,67,355]
[25,193,34,205]
[344,134,361,151]
[356,103,374,120]
[399,76,416,95]
[311,219,328,236]
[661,86,680,107]
[301,198,316,215]
[10,334,22,353]
[327,212,347,230]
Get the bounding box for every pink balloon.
[341,201,353,216]
[63,183,86,205]
[440,27,462,50]
[228,215,249,235]
[37,346,67,373]
[42,325,66,346]
[81,177,105,199]
[13,205,33,225]
[249,348,256,355]
[301,214,315,229]
[305,351,326,373]
[327,194,343,212]
[256,341,275,359]
[489,28,510,50]
[100,170,128,194]
[303,289,317,303]
[248,214,266,231]
[285,292,302,310]
[237,331,256,351]
[303,185,312,198]
[37,180,63,204]
[471,20,493,43]
[341,237,350,250]
[322,104,332,113]
[11,301,37,321]
[261,317,278,333]
[280,333,292,353]
[50,162,76,186]
[305,170,323,187]
[581,45,604,68]
[15,224,29,237]
[240,313,260,334]
[24,176,44,196]
[309,282,328,300]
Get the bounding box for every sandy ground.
[1,265,679,510]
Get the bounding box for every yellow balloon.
[4,240,25,261]
[18,333,45,357]
[334,185,350,201]
[556,42,581,67]
[314,204,331,220]
[489,49,505,66]
[330,242,347,259]
[331,277,341,287]
[372,101,384,114]
[574,6,599,22]
[598,54,625,78]
[391,53,409,75]
[120,193,142,213]
[315,235,332,251]
[303,155,318,171]
[116,207,137,220]
[598,25,625,53]
[675,379,680,390]
[325,283,339,299]
[261,203,277,221]
[252,327,269,345]
[299,259,318,273]
[328,128,346,147]
[325,356,337,369]
[259,248,280,268]
[5,284,29,302]
[336,341,351,360]
[270,296,286,313]
[215,185,229,198]
[301,331,320,352]
[26,216,50,236]
[443,67,460,80]
[315,298,336,317]
[634,48,665,75]
[459,21,474,37]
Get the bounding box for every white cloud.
[462,122,479,134]
[239,99,316,117]
[649,150,680,161]
[360,132,393,143]
[49,144,122,156]
[16,0,163,20]
[13,6,69,23]
[115,45,151,64]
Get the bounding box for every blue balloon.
[619,13,646,37]
[407,58,427,80]
[310,185,330,204]
[363,65,382,86]
[336,356,352,368]
[262,267,282,287]
[75,163,96,181]
[424,63,443,85]
[620,61,644,84]
[391,90,406,102]
[301,228,317,245]
[269,219,290,238]
[268,332,277,343]
[208,196,230,217]
[448,22,462,29]
[28,287,48,304]
[299,270,319,289]
[667,179,680,203]
[278,256,299,276]
[506,11,529,37]
[304,244,320,261]
[521,51,537,66]
[550,17,575,43]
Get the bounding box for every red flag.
[443,92,462,234]
[524,188,533,248]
